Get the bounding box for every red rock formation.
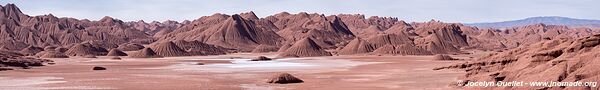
[106,49,127,56]
[64,42,109,56]
[351,25,384,38]
[383,21,415,36]
[267,12,355,49]
[157,13,283,51]
[37,51,69,58]
[465,29,509,50]
[338,38,375,55]
[371,44,432,55]
[117,43,145,51]
[19,45,43,56]
[251,45,280,53]
[0,4,153,51]
[1,4,599,58]
[432,54,458,60]
[127,20,182,36]
[279,38,331,57]
[337,14,398,38]
[408,21,470,54]
[0,50,53,70]
[366,34,414,48]
[436,34,600,89]
[502,23,582,47]
[150,41,188,57]
[463,24,600,51]
[129,48,162,58]
[172,40,227,56]
[277,41,294,52]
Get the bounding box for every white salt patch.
[81,59,122,62]
[76,78,121,81]
[412,68,432,70]
[0,77,66,90]
[222,60,314,68]
[41,86,117,89]
[129,74,185,78]
[240,84,280,90]
[0,77,117,90]
[0,77,66,87]
[200,58,251,61]
[343,78,373,82]
[157,57,381,73]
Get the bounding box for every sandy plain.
[0,53,472,90]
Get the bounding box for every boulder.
[267,73,304,84]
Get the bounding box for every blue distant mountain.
[466,16,600,29]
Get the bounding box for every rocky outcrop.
[432,54,458,60]
[0,50,53,71]
[371,44,432,55]
[19,45,43,56]
[436,34,600,90]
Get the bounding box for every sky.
[0,0,598,23]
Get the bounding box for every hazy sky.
[0,0,598,23]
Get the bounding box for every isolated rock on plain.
[267,73,304,84]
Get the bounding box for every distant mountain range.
[466,16,600,29]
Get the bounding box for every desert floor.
[0,53,473,90]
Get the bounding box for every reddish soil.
[0,53,468,90]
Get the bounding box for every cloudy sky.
[0,0,597,23]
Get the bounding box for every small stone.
[93,66,106,70]
[250,56,272,61]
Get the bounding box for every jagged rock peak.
[240,11,259,20]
